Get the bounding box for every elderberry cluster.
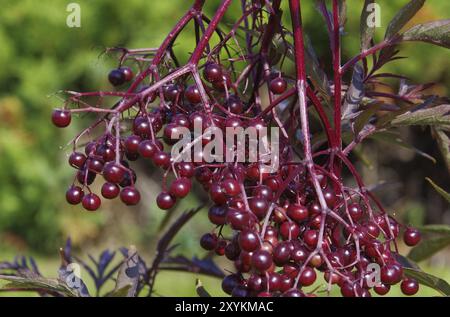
[51,0,425,297]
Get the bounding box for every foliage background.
[0,0,449,296]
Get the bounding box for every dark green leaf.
[403,19,450,49]
[360,0,376,50]
[395,254,421,270]
[432,127,450,173]
[403,268,450,296]
[385,0,425,39]
[416,224,450,234]
[425,178,450,204]
[407,235,450,262]
[195,279,211,297]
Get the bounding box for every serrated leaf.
[432,127,450,173]
[425,178,450,204]
[407,235,450,262]
[403,19,450,49]
[114,246,139,297]
[195,279,211,297]
[390,104,450,127]
[0,275,78,297]
[360,0,376,51]
[385,0,425,40]
[403,268,450,296]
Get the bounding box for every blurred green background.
[0,0,449,296]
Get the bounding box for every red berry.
[138,140,159,158]
[221,178,240,197]
[200,233,218,250]
[348,203,363,221]
[251,250,273,272]
[269,77,287,94]
[287,203,309,222]
[125,135,141,154]
[153,151,171,168]
[52,109,71,128]
[225,95,244,114]
[249,197,269,219]
[203,63,222,83]
[108,69,126,86]
[374,283,390,296]
[208,205,228,225]
[400,278,419,296]
[299,267,317,286]
[175,162,195,178]
[69,152,86,169]
[66,186,84,205]
[120,187,140,205]
[185,85,201,104]
[239,230,260,252]
[103,162,125,184]
[303,229,319,248]
[280,221,300,240]
[120,67,134,82]
[403,227,421,246]
[169,177,192,198]
[101,182,120,199]
[156,192,176,210]
[82,193,101,211]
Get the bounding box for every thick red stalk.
[332,0,342,149]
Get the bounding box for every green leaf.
[0,275,78,297]
[432,127,450,174]
[403,19,450,49]
[425,177,450,204]
[407,235,450,262]
[390,104,450,127]
[195,279,211,297]
[403,268,450,296]
[105,284,132,297]
[360,0,376,51]
[385,0,425,40]
[416,224,450,234]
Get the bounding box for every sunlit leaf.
[403,268,450,296]
[385,0,425,39]
[403,19,450,49]
[416,224,450,234]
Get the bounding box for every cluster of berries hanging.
[52,0,422,297]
